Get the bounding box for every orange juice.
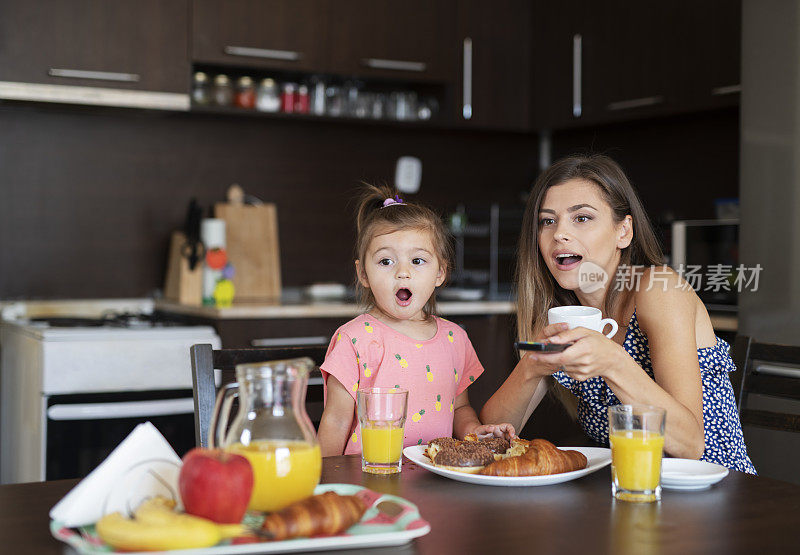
[227,440,321,512]
[361,423,405,463]
[609,430,665,491]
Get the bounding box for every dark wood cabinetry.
[0,0,189,93]
[454,0,532,131]
[325,0,456,83]
[531,0,741,129]
[192,0,326,73]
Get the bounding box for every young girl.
[481,154,755,473]
[318,184,513,456]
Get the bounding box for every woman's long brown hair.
[515,154,664,415]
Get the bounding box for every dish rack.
[447,204,523,299]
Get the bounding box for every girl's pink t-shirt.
[320,314,484,455]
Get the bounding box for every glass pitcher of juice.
[210,357,321,512]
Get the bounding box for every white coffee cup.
[548,306,619,338]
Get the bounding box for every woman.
[480,154,754,473]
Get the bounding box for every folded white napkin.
[50,421,183,528]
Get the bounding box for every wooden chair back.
[731,335,800,432]
[189,343,328,448]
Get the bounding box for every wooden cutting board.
[214,202,281,301]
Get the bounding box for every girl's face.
[537,179,632,295]
[356,227,445,322]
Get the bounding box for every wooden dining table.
[3,454,799,555]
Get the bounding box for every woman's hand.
[526,326,628,382]
[518,323,572,379]
[472,422,516,441]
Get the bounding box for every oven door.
[45,389,196,481]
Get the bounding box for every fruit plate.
[50,483,430,554]
[403,445,611,486]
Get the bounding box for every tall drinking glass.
[357,388,408,474]
[608,405,666,502]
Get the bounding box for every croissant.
[480,439,587,476]
[261,491,367,540]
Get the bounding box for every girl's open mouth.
[395,288,412,306]
[554,253,583,271]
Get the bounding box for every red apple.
[179,448,254,524]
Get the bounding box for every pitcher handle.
[600,318,619,339]
[209,382,238,449]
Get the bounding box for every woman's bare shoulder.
[633,266,698,327]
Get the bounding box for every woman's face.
[537,179,632,295]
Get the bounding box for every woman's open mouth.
[395,288,413,306]
[554,253,583,271]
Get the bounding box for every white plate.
[660,458,729,490]
[403,445,611,486]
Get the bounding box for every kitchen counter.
[154,300,738,331]
[154,299,516,319]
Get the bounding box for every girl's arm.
[479,323,570,431]
[317,376,355,457]
[452,390,483,439]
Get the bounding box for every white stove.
[0,302,220,484]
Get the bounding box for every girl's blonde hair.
[354,183,453,319]
[516,155,663,414]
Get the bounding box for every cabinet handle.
[463,38,473,120]
[48,68,140,83]
[572,34,582,117]
[224,45,301,61]
[361,58,426,72]
[606,95,665,111]
[711,84,741,96]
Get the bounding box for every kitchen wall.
[0,103,739,299]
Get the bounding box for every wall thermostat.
[395,156,422,194]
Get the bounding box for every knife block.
[163,231,203,305]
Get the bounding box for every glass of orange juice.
[356,388,408,474]
[608,405,666,502]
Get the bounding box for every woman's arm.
[317,376,355,457]
[540,270,706,458]
[479,323,569,431]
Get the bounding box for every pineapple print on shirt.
[411,409,425,422]
[435,394,442,411]
[448,330,454,343]
[364,321,374,333]
[425,365,433,382]
[395,353,409,368]
[363,362,371,377]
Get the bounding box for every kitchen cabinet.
[454,0,531,131]
[192,0,327,73]
[531,0,741,129]
[0,0,189,102]
[325,0,456,83]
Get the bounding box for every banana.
[95,496,247,551]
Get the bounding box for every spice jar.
[281,83,296,113]
[256,78,280,112]
[192,72,212,106]
[234,76,255,109]
[213,74,233,106]
[294,84,310,114]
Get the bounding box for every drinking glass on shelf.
[357,388,408,474]
[608,405,666,502]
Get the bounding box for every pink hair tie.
[381,195,406,208]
